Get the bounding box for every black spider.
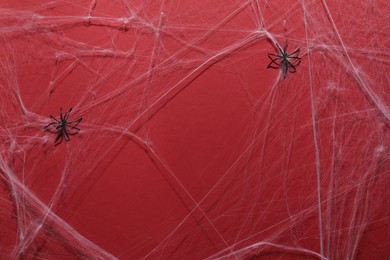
[44,107,82,145]
[267,41,301,78]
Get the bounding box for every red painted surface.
[0,0,389,259]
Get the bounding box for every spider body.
[44,107,82,145]
[267,41,301,78]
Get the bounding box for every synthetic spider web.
[0,0,389,259]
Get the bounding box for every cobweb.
[0,0,389,259]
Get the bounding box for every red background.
[0,0,389,259]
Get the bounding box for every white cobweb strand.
[0,0,388,259]
[319,0,390,125]
[0,157,117,260]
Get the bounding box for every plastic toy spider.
[267,41,301,78]
[44,107,82,145]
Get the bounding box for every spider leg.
[286,59,300,70]
[50,116,61,123]
[289,48,300,56]
[267,64,281,69]
[267,56,282,65]
[66,122,81,130]
[63,107,73,121]
[294,59,301,67]
[288,59,301,68]
[289,61,299,74]
[64,130,71,142]
[55,132,64,144]
[66,119,82,130]
[267,62,280,68]
[286,65,297,75]
[67,118,82,125]
[67,118,82,123]
[268,53,282,58]
[59,107,63,121]
[289,66,297,73]
[276,43,284,56]
[267,58,282,68]
[288,55,300,60]
[44,122,58,129]
[69,127,81,131]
